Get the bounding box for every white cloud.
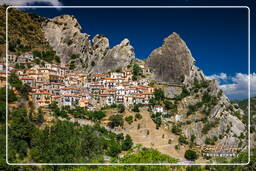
[207,72,256,100]
[0,0,62,6]
[206,72,227,84]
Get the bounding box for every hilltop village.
[0,53,156,111]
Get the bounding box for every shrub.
[69,61,76,70]
[191,135,196,143]
[91,61,96,66]
[178,135,188,145]
[135,113,142,120]
[132,104,140,112]
[116,133,124,141]
[187,102,203,115]
[90,111,105,121]
[132,75,137,81]
[117,104,125,113]
[125,116,133,125]
[71,54,80,59]
[55,55,61,63]
[49,102,69,119]
[154,88,165,101]
[121,135,133,151]
[164,100,176,110]
[115,68,122,72]
[202,120,219,134]
[205,137,217,145]
[151,113,162,129]
[8,89,17,102]
[106,143,121,157]
[172,123,182,135]
[32,50,58,63]
[217,90,223,98]
[33,58,40,64]
[108,115,124,128]
[9,72,31,99]
[66,39,73,46]
[175,87,190,100]
[175,144,180,150]
[185,150,198,161]
[132,64,142,80]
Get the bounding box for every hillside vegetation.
[0,6,52,57]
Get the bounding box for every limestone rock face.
[147,32,196,85]
[43,15,134,72]
[92,38,135,73]
[43,15,91,68]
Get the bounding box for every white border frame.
[5,6,251,166]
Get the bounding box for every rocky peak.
[147,32,196,85]
[92,34,109,50]
[91,38,135,73]
[43,15,135,73]
[43,15,91,67]
[52,15,82,30]
[120,38,130,46]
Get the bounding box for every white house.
[153,105,164,113]
[110,72,124,79]
[62,94,81,106]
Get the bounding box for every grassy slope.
[0,5,52,58]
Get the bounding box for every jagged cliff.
[147,32,247,148]
[43,15,135,72]
[147,32,198,85]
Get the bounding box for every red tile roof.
[32,92,52,95]
[63,94,80,97]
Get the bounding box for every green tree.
[55,55,61,63]
[69,61,76,70]
[19,84,32,99]
[135,113,142,120]
[184,150,198,161]
[0,101,5,122]
[151,112,162,129]
[117,104,125,113]
[121,135,133,151]
[0,87,17,103]
[164,100,175,110]
[91,61,96,67]
[132,64,142,80]
[172,123,182,135]
[8,72,31,99]
[9,72,23,89]
[9,108,35,160]
[178,135,188,145]
[90,111,105,121]
[106,142,121,157]
[154,88,165,101]
[108,115,124,128]
[71,54,80,59]
[132,104,140,112]
[125,116,133,124]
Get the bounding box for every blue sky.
[22,7,249,76]
[2,0,255,100]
